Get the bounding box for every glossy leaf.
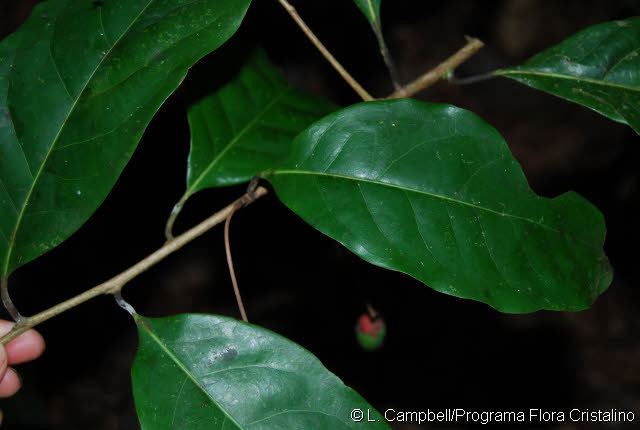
[353,0,381,27]
[132,313,389,429]
[266,99,612,313]
[496,17,640,135]
[184,49,334,195]
[0,0,251,277]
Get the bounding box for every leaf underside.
[267,99,612,313]
[0,0,251,277]
[497,17,640,135]
[132,314,389,429]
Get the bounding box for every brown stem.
[373,23,402,91]
[388,37,484,99]
[276,0,374,101]
[0,187,268,345]
[224,203,248,322]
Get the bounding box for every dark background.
[1,1,639,428]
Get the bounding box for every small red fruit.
[355,311,386,351]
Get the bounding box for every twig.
[0,187,268,345]
[276,0,374,101]
[447,70,497,85]
[224,203,248,322]
[373,23,402,91]
[388,37,484,99]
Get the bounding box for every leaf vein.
[3,0,157,274]
[272,169,596,248]
[139,318,244,428]
[186,87,293,195]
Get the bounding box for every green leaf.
[353,0,381,27]
[132,314,389,429]
[184,49,334,193]
[496,17,640,135]
[166,49,334,236]
[0,0,251,277]
[266,99,612,313]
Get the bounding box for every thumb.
[0,344,6,378]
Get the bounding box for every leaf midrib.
[137,317,244,429]
[3,0,156,275]
[271,168,594,247]
[365,0,377,23]
[496,68,640,92]
[185,86,293,196]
